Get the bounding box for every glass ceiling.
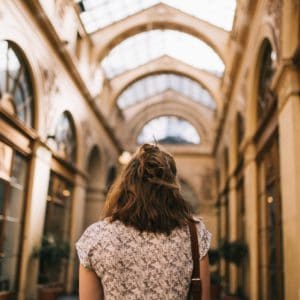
[101,29,224,78]
[118,73,216,110]
[137,116,200,145]
[76,0,236,33]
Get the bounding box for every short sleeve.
[75,224,98,269]
[195,219,212,260]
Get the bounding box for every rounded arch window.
[53,112,77,165]
[0,40,34,128]
[137,116,200,145]
[257,39,277,123]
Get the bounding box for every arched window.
[53,112,77,165]
[117,73,216,110]
[137,116,200,145]
[257,40,277,123]
[101,30,224,78]
[0,40,34,128]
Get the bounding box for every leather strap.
[188,221,202,299]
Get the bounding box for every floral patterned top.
[76,218,211,300]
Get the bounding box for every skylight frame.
[117,73,216,110]
[76,0,236,34]
[101,29,225,78]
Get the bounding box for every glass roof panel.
[118,73,216,110]
[137,116,200,145]
[101,29,224,78]
[76,0,236,33]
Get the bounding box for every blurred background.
[0,0,299,299]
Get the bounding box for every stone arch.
[109,56,222,112]
[122,89,216,119]
[84,145,104,228]
[92,3,229,65]
[245,24,279,139]
[0,26,42,133]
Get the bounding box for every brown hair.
[102,144,193,234]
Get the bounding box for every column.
[228,121,238,293]
[18,141,52,300]
[277,67,300,300]
[66,174,87,293]
[243,143,259,300]
[228,176,238,294]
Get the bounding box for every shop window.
[0,40,34,128]
[257,40,276,125]
[258,135,283,300]
[39,172,73,284]
[0,141,28,295]
[53,112,77,165]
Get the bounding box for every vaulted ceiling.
[74,0,237,151]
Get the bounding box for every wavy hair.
[102,144,193,234]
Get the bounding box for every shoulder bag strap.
[188,221,202,299]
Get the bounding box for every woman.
[76,144,211,299]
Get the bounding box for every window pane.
[102,30,224,78]
[137,116,200,145]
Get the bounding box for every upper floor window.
[257,40,277,123]
[0,40,34,128]
[53,112,77,165]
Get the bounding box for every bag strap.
[188,221,202,298]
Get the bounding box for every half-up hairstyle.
[102,144,193,234]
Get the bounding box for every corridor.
[0,0,299,299]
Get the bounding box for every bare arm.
[79,265,103,300]
[200,254,211,300]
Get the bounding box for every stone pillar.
[243,143,259,300]
[66,175,87,294]
[228,120,238,293]
[18,141,52,300]
[277,67,300,300]
[228,176,238,293]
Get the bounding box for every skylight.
[76,0,236,33]
[137,116,200,145]
[118,73,216,110]
[101,30,224,78]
